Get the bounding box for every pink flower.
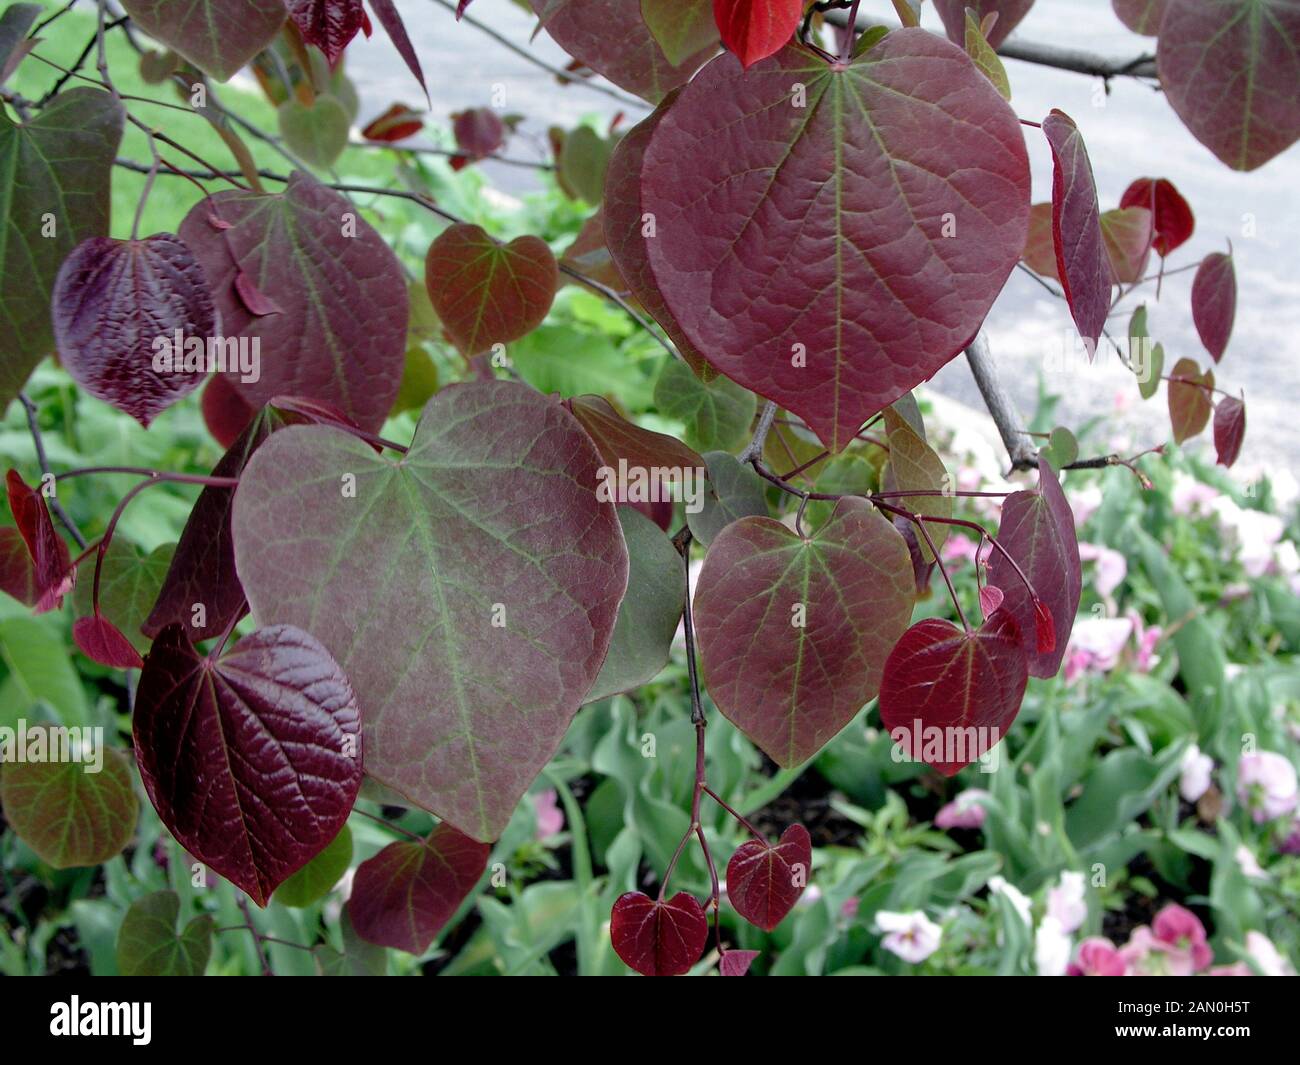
[1045,871,1087,934]
[1063,617,1133,683]
[1151,903,1213,972]
[934,789,989,830]
[1179,744,1214,803]
[1171,473,1218,518]
[840,896,860,920]
[1236,751,1299,823]
[940,535,980,567]
[1127,609,1162,673]
[1277,817,1300,856]
[1078,543,1127,598]
[1067,937,1126,976]
[1069,484,1103,528]
[532,788,564,840]
[875,910,942,964]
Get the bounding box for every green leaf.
[72,540,174,653]
[0,616,90,726]
[882,407,951,560]
[654,358,756,452]
[1040,426,1078,469]
[116,890,214,976]
[687,450,769,546]
[278,94,351,169]
[964,8,1011,99]
[316,908,388,975]
[273,824,353,908]
[558,125,613,205]
[0,730,138,867]
[640,0,718,67]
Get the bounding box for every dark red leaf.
[0,527,37,606]
[712,0,802,69]
[347,823,489,952]
[1190,251,1235,361]
[720,949,760,976]
[1213,395,1246,468]
[934,0,1035,48]
[178,172,408,433]
[878,610,1029,777]
[452,106,505,160]
[1042,109,1110,349]
[638,34,1030,450]
[51,234,217,427]
[367,0,427,99]
[287,0,365,67]
[1167,356,1214,444]
[73,613,144,669]
[119,0,286,81]
[979,584,1004,618]
[361,102,424,142]
[233,268,283,316]
[200,372,255,449]
[986,455,1080,677]
[456,0,474,17]
[565,394,704,475]
[610,891,707,976]
[1118,177,1193,256]
[134,623,363,906]
[694,499,916,765]
[1157,0,1300,171]
[726,823,811,931]
[4,470,73,613]
[1021,201,1060,280]
[1112,0,1167,35]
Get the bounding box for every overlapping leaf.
[637,35,1030,451]
[1119,177,1193,256]
[116,891,215,976]
[274,824,353,907]
[368,0,428,98]
[278,94,351,169]
[726,823,811,931]
[134,623,364,905]
[5,469,72,613]
[1168,356,1213,443]
[1099,206,1153,284]
[231,382,628,841]
[0,88,123,410]
[566,393,704,474]
[1157,0,1300,171]
[642,0,718,66]
[288,0,365,66]
[883,407,951,561]
[347,822,489,952]
[1113,0,1167,34]
[0,731,138,867]
[654,358,755,452]
[1191,250,1235,360]
[1021,202,1059,279]
[687,451,768,546]
[934,0,1035,48]
[712,0,802,68]
[694,498,915,765]
[177,171,408,432]
[1213,395,1246,467]
[611,891,707,976]
[120,0,286,81]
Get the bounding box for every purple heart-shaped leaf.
[720,949,761,976]
[5,470,73,614]
[610,891,708,976]
[1213,395,1246,468]
[73,614,143,669]
[726,823,812,931]
[1191,251,1235,361]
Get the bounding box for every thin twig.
[17,393,86,549]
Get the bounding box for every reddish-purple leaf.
[726,823,811,931]
[120,0,287,81]
[1099,205,1152,285]
[361,102,424,142]
[694,498,916,765]
[720,949,760,976]
[1021,202,1060,280]
[1190,251,1235,361]
[134,623,363,906]
[232,268,283,316]
[986,456,1080,678]
[533,0,717,103]
[424,223,557,358]
[979,584,1004,618]
[287,0,365,67]
[0,527,37,606]
[73,614,144,669]
[934,0,1035,48]
[1043,109,1110,349]
[1112,0,1167,35]
[1119,177,1193,256]
[51,234,217,427]
[452,107,505,161]
[565,394,705,475]
[712,0,802,68]
[879,610,1029,776]
[201,372,255,448]
[178,172,408,433]
[611,891,707,976]
[602,91,715,381]
[638,34,1030,451]
[231,382,628,842]
[5,470,72,613]
[367,0,428,99]
[347,823,489,952]
[456,0,474,17]
[1157,0,1300,171]
[1167,356,1214,444]
[1213,395,1246,468]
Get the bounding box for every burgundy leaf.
[712,0,802,68]
[565,394,705,475]
[726,823,811,931]
[119,0,287,81]
[5,470,72,613]
[979,584,1004,618]
[610,891,708,976]
[452,107,505,160]
[1112,0,1167,35]
[1042,109,1110,349]
[1167,356,1214,444]
[986,455,1080,677]
[51,234,217,427]
[287,0,365,67]
[367,0,427,99]
[1119,177,1193,256]
[1099,205,1152,285]
[361,102,424,142]
[134,623,363,906]
[933,0,1035,48]
[73,613,144,669]
[532,0,716,103]
[1157,0,1300,171]
[878,610,1029,777]
[347,823,489,952]
[694,498,916,765]
[233,268,283,316]
[642,0,719,67]
[720,949,760,976]
[1213,395,1246,468]
[638,34,1030,450]
[1190,251,1235,361]
[0,527,37,606]
[456,0,474,17]
[200,372,256,449]
[178,172,408,433]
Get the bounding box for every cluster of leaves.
[0,0,1292,977]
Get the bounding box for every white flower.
[1045,870,1088,934]
[1244,931,1295,976]
[1236,751,1299,823]
[1179,743,1214,802]
[1212,497,1284,578]
[1034,915,1073,976]
[875,909,942,964]
[1078,543,1127,598]
[988,875,1033,927]
[1235,845,1268,880]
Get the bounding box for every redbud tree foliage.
[0,0,1287,976]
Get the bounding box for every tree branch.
[962,331,1038,473]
